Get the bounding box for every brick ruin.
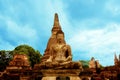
[0,13,120,80]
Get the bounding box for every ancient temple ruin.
[2,54,31,80]
[34,13,83,80]
[1,13,120,80]
[41,13,62,62]
[114,53,120,66]
[8,54,31,68]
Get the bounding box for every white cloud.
[6,19,39,48]
[105,0,120,16]
[0,13,39,49]
[68,22,120,66]
[0,37,15,50]
[43,0,74,34]
[6,20,37,40]
[0,0,73,53]
[1,0,120,66]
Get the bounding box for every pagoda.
[34,13,82,80]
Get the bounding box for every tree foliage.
[0,44,42,71]
[13,44,42,67]
[80,60,103,69]
[80,60,89,69]
[0,50,12,71]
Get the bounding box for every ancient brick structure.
[34,13,82,80]
[8,54,30,67]
[114,53,120,66]
[1,13,120,80]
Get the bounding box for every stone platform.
[34,69,82,80]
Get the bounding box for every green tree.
[80,60,89,69]
[13,44,42,68]
[80,60,103,69]
[0,50,12,71]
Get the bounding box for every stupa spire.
[41,13,64,62]
[115,53,117,60]
[114,52,119,66]
[119,54,120,61]
[52,13,61,31]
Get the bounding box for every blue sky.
[0,0,120,66]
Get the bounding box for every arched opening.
[66,76,70,80]
[82,77,89,80]
[56,76,70,80]
[56,77,60,80]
